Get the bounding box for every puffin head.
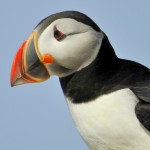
[10,11,104,86]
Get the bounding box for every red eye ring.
[54,28,65,41]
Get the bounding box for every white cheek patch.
[55,18,92,34]
[38,28,54,55]
[38,18,104,75]
[77,31,104,71]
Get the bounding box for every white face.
[37,18,104,77]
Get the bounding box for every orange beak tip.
[11,33,51,86]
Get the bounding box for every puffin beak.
[10,32,53,86]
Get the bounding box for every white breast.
[66,88,150,150]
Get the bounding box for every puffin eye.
[54,29,65,41]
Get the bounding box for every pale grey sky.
[0,1,150,150]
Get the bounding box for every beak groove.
[10,32,50,86]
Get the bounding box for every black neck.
[59,35,119,103]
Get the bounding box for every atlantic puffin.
[10,11,150,150]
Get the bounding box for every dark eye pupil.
[54,30,61,38]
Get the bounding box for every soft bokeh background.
[0,1,150,150]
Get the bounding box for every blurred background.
[0,1,150,150]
